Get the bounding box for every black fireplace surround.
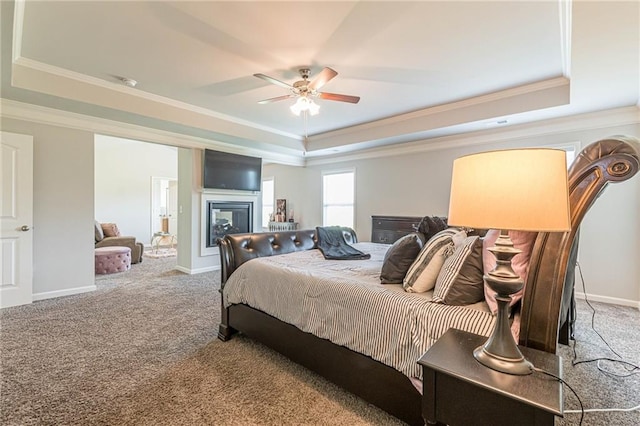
[206,201,253,247]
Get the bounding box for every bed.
[217,136,639,425]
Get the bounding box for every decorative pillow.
[482,229,538,314]
[380,233,425,284]
[100,223,121,238]
[417,216,448,241]
[403,228,465,293]
[433,235,484,305]
[94,221,104,242]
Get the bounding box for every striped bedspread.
[223,242,496,379]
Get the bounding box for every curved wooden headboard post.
[519,136,640,353]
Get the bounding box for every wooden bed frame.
[217,136,639,425]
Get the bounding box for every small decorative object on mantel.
[276,199,286,222]
[269,221,298,231]
[289,209,294,223]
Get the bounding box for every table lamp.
[447,148,571,375]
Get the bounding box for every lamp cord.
[572,262,639,375]
[531,366,584,425]
[547,261,639,422]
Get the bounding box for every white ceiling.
[2,1,639,160]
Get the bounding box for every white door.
[167,180,178,236]
[0,132,34,308]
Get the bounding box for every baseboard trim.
[575,291,640,309]
[33,285,97,301]
[174,265,220,275]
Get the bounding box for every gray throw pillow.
[417,216,448,241]
[432,235,485,305]
[380,233,425,284]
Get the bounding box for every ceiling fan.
[254,67,360,116]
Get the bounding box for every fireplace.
[206,201,253,247]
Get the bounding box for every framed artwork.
[276,199,286,222]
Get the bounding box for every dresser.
[371,215,422,244]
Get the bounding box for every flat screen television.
[203,149,262,192]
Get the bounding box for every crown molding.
[2,98,637,169]
[12,57,302,142]
[305,106,639,166]
[0,98,305,166]
[306,76,570,150]
[329,76,570,135]
[12,0,25,62]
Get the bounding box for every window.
[322,170,355,228]
[563,146,577,168]
[261,177,274,228]
[544,142,579,169]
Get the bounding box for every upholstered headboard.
[219,227,358,283]
[519,136,640,353]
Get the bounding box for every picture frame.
[276,199,286,222]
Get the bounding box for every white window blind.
[322,171,355,228]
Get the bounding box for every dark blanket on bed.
[315,226,371,260]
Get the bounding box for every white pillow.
[403,229,465,293]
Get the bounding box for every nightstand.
[418,328,563,426]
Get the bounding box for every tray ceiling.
[2,1,638,159]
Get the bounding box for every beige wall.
[265,123,640,306]
[1,118,95,299]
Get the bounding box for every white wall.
[94,135,177,245]
[264,123,640,306]
[1,118,95,299]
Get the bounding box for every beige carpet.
[0,256,638,425]
[0,257,400,426]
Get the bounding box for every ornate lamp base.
[475,231,534,376]
[474,344,533,375]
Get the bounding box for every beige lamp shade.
[447,148,571,232]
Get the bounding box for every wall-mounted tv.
[203,149,262,192]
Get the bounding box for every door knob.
[20,225,31,231]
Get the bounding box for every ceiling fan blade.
[257,94,296,104]
[318,92,360,104]
[308,67,338,91]
[253,73,293,90]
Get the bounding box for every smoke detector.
[119,77,138,88]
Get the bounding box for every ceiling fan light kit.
[255,67,360,117]
[290,96,320,116]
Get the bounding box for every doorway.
[151,177,178,237]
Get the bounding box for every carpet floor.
[0,256,638,425]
